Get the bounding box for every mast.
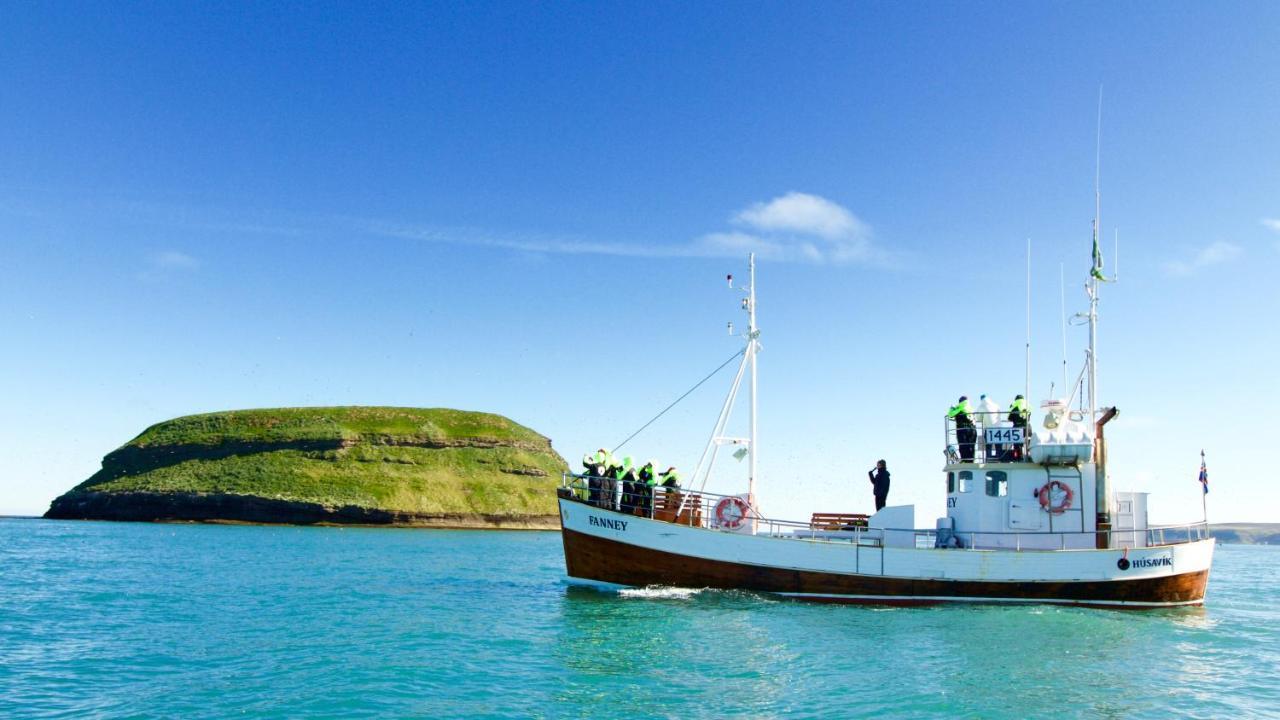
[747,253,758,503]
[1089,87,1101,427]
[1089,87,1111,547]
[691,253,760,511]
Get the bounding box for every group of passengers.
[946,394,1029,462]
[580,449,681,516]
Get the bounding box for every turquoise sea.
[2,519,1276,719]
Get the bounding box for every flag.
[1198,451,1209,495]
[1091,222,1107,281]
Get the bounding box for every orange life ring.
[1037,480,1074,514]
[714,496,751,529]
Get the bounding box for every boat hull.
[558,499,1213,608]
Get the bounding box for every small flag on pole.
[1198,450,1209,495]
[1091,221,1108,281]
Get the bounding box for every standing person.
[1007,395,1029,461]
[581,448,602,505]
[581,451,597,504]
[1008,395,1028,428]
[603,454,625,511]
[948,396,976,461]
[616,457,638,514]
[868,460,891,511]
[583,448,612,508]
[637,460,658,516]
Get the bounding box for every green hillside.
[46,407,568,526]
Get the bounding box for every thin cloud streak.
[364,221,717,259]
[137,249,200,283]
[152,250,199,269]
[362,192,889,266]
[1263,219,1280,251]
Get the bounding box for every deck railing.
[943,411,1032,464]
[560,473,1210,551]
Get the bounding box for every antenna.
[747,253,758,517]
[1114,228,1120,281]
[1088,85,1102,426]
[1025,238,1031,404]
[1095,85,1103,259]
[1060,263,1067,398]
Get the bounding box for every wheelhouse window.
[985,471,1008,497]
[958,471,972,493]
[947,472,955,493]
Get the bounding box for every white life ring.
[714,496,751,529]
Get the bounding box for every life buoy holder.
[1037,480,1074,514]
[714,496,751,529]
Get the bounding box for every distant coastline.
[1208,524,1280,546]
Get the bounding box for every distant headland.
[45,407,567,528]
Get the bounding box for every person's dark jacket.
[869,468,890,497]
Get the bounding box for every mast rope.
[611,348,746,455]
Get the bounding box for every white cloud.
[722,191,881,265]
[1162,240,1241,277]
[364,192,885,266]
[734,191,869,240]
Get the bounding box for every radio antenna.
[1025,238,1031,404]
[1114,228,1120,281]
[1060,263,1068,398]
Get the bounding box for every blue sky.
[2,2,1278,523]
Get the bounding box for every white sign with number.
[984,427,1025,445]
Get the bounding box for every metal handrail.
[560,473,1211,550]
[943,411,1032,464]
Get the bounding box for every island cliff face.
[45,407,567,528]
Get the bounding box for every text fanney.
[589,516,628,532]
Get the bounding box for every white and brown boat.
[557,251,1214,608]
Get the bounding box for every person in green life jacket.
[1007,395,1029,460]
[948,395,976,461]
[616,456,639,514]
[1008,395,1028,428]
[636,460,658,516]
[582,448,613,508]
[603,454,626,511]
[659,467,681,488]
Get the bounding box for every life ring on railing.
[714,496,751,529]
[1037,480,1074,514]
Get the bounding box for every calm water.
[1,519,1277,719]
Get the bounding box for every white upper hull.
[559,498,1214,606]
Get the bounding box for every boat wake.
[618,586,704,600]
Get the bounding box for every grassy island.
[45,407,568,528]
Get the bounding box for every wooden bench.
[654,490,703,526]
[809,512,869,531]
